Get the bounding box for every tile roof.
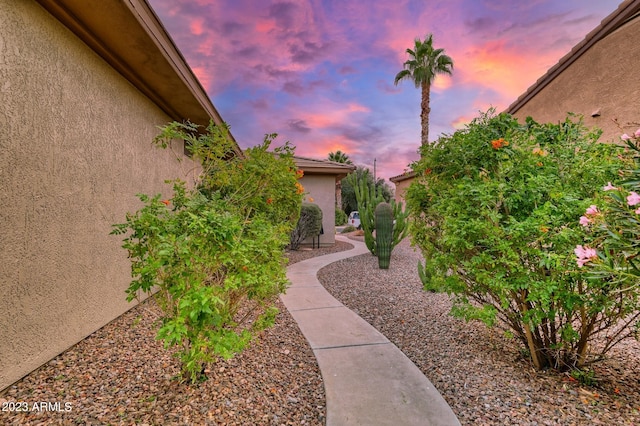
[389,170,417,183]
[293,156,356,178]
[507,0,640,114]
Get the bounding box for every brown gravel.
[0,242,351,426]
[4,235,638,425]
[319,236,640,425]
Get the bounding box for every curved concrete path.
[281,235,460,426]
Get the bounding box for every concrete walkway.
[281,235,461,426]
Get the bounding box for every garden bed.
[320,237,640,425]
[0,242,354,425]
[2,237,637,425]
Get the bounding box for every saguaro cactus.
[375,202,393,269]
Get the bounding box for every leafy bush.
[112,121,302,383]
[335,208,347,226]
[289,202,323,250]
[340,225,357,233]
[407,110,629,370]
[577,129,640,345]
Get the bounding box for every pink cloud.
[189,17,205,35]
[455,39,556,101]
[294,101,370,129]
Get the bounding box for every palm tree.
[328,150,353,164]
[394,34,453,146]
[328,151,353,211]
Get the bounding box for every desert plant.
[341,166,393,215]
[289,202,323,250]
[340,225,357,233]
[352,172,409,257]
[390,199,409,249]
[112,121,303,383]
[407,110,632,370]
[375,202,394,269]
[353,174,384,254]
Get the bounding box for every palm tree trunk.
[421,81,431,146]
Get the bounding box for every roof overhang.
[35,0,242,155]
[507,0,640,115]
[294,157,356,180]
[389,170,416,183]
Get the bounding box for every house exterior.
[389,170,417,207]
[0,0,239,391]
[294,157,355,246]
[507,0,640,141]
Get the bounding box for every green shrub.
[112,121,302,383]
[407,110,628,370]
[578,129,640,345]
[340,225,357,233]
[335,208,347,226]
[289,202,323,250]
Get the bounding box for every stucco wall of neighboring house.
[0,1,197,390]
[511,16,640,142]
[299,175,336,246]
[392,177,414,207]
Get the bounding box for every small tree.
[407,110,634,370]
[112,121,303,383]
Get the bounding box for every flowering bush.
[112,121,302,383]
[576,129,640,348]
[407,110,627,370]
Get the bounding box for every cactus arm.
[390,199,409,248]
[356,176,377,255]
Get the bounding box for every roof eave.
[507,0,640,115]
[35,0,242,156]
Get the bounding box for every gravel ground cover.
[319,236,640,425]
[0,242,352,426]
[3,236,638,425]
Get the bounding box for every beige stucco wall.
[511,16,640,142]
[0,1,197,390]
[393,177,414,208]
[299,175,336,247]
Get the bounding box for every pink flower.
[635,128,640,138]
[627,191,640,206]
[574,245,597,268]
[579,216,591,227]
[603,182,617,191]
[622,134,631,141]
[636,207,640,214]
[585,205,599,216]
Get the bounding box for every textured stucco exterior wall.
[511,17,640,142]
[393,177,414,208]
[299,175,336,246]
[0,1,196,390]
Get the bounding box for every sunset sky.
[147,0,621,180]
